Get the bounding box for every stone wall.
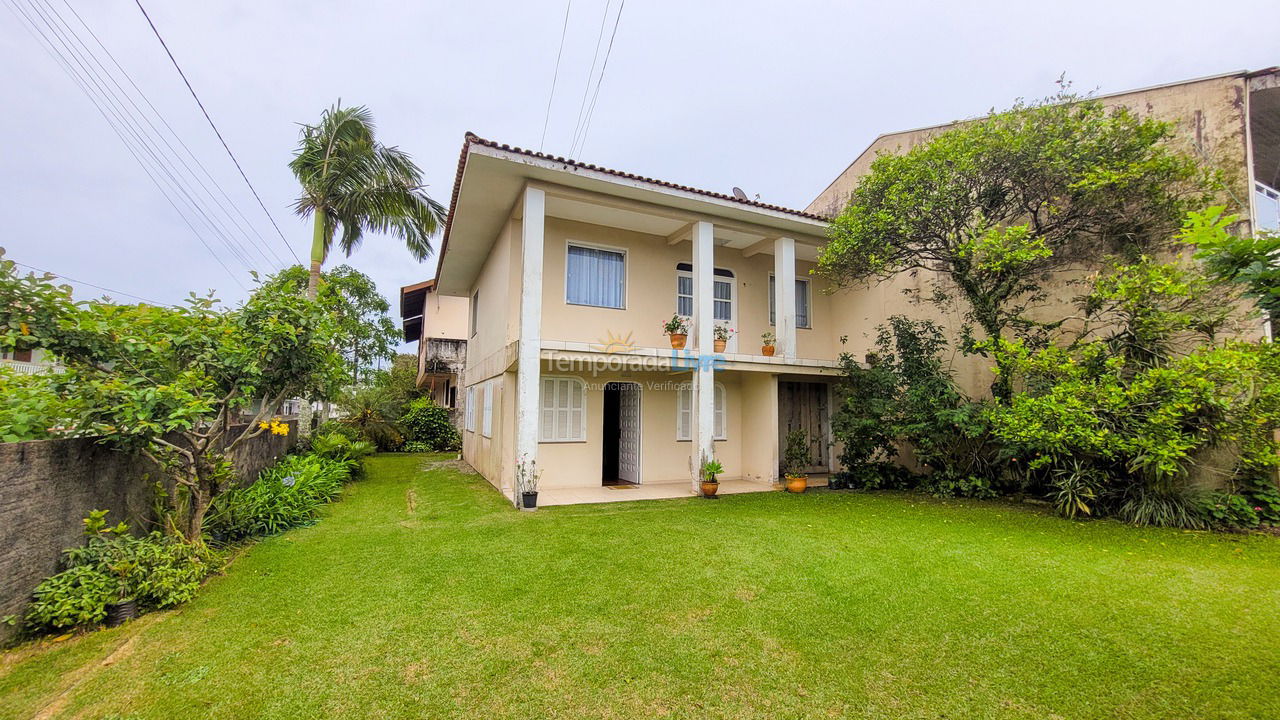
[0,422,296,643]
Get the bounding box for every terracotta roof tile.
[434,133,828,285]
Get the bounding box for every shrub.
[24,512,222,634]
[399,398,460,451]
[832,316,1001,496]
[205,453,353,542]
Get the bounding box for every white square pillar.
[692,220,716,492]
[774,236,797,359]
[515,186,545,505]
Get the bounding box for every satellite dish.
[731,186,749,201]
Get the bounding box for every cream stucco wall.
[538,217,839,360]
[421,290,470,340]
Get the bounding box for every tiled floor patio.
[537,475,829,507]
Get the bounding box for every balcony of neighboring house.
[0,348,60,375]
[401,279,468,416]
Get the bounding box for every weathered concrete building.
[810,68,1280,397]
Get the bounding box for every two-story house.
[400,279,469,421]
[433,134,841,505]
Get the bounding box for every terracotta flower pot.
[700,480,719,498]
[762,345,775,356]
[714,340,727,353]
[785,475,807,494]
[669,333,687,349]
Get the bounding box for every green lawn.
[3,454,1279,719]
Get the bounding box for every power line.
[573,0,625,157]
[5,0,249,290]
[11,260,169,306]
[27,0,265,274]
[567,0,611,156]
[132,0,302,265]
[538,0,573,152]
[58,0,288,270]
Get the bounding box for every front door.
[778,381,830,473]
[617,383,642,483]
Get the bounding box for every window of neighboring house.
[5,349,33,362]
[540,376,586,442]
[1257,182,1280,233]
[676,382,726,441]
[566,244,626,309]
[465,386,476,432]
[674,263,735,322]
[769,274,811,329]
[448,385,458,409]
[469,290,479,338]
[481,382,494,437]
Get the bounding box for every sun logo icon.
[594,329,637,354]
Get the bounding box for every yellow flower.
[19,322,30,335]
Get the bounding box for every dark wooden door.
[778,381,830,472]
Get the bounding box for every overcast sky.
[2,0,1277,354]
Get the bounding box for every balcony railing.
[0,359,60,375]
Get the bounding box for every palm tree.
[290,103,445,299]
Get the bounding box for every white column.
[774,236,797,359]
[515,186,545,506]
[692,220,715,492]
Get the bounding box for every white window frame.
[464,386,476,432]
[469,289,479,338]
[769,273,812,329]
[676,381,727,441]
[565,241,627,310]
[481,381,494,437]
[539,375,587,443]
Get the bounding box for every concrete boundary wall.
[0,422,296,643]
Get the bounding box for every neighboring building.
[0,348,59,374]
[400,279,469,415]
[808,67,1280,395]
[427,67,1279,506]
[430,133,839,506]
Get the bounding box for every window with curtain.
[769,275,811,329]
[566,244,625,308]
[675,264,734,321]
[464,386,476,432]
[676,383,726,441]
[540,377,586,442]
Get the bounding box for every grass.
[3,453,1279,719]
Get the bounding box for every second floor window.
[566,244,625,309]
[674,263,735,321]
[769,275,811,329]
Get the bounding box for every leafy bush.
[832,316,1001,497]
[399,398,460,451]
[24,512,222,634]
[206,453,353,542]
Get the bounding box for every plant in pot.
[782,429,810,493]
[664,314,689,349]
[82,509,140,626]
[700,458,724,498]
[761,330,776,357]
[105,558,139,627]
[713,324,734,353]
[516,455,541,510]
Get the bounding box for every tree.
[1183,205,1280,322]
[257,264,399,384]
[817,89,1211,400]
[289,102,446,300]
[1,253,346,540]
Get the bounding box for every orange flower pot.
[762,345,775,356]
[714,340,727,353]
[700,481,719,498]
[669,333,687,349]
[785,475,807,493]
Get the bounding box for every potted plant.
[700,458,723,498]
[713,324,734,353]
[782,429,810,493]
[517,455,541,510]
[105,559,139,627]
[664,314,689,349]
[761,330,776,357]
